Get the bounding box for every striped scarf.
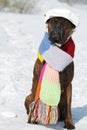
[35,62,61,106]
[36,32,73,106]
[38,32,73,72]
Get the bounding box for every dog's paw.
[64,123,75,129]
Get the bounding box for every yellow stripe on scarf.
[38,51,44,62]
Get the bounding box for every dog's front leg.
[64,84,75,129]
[25,58,44,114]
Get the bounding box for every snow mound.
[1,111,17,118]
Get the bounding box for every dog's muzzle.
[49,24,66,44]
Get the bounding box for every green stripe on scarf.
[40,77,61,106]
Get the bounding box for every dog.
[25,9,79,129]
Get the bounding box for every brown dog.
[25,16,76,129]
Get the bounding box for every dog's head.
[44,9,79,46]
[46,17,75,45]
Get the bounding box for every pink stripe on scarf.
[44,64,60,83]
[39,63,47,82]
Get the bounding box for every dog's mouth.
[49,24,68,45]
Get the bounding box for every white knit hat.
[44,8,79,27]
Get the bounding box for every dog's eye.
[62,21,70,30]
[63,25,68,30]
[63,21,73,28]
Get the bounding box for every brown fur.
[25,17,75,129]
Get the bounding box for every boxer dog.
[25,9,79,129]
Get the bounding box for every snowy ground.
[0,1,87,130]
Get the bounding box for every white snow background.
[0,0,87,130]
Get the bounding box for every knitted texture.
[40,63,61,106]
[30,62,60,124]
[28,99,58,125]
[38,32,74,72]
[35,63,61,106]
[35,63,47,101]
[37,99,58,124]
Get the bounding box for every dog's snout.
[49,24,65,44]
[56,24,64,40]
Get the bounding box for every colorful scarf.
[38,32,73,72]
[30,62,60,124]
[35,62,61,106]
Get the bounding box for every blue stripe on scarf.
[39,32,52,54]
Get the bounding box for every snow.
[0,1,87,130]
